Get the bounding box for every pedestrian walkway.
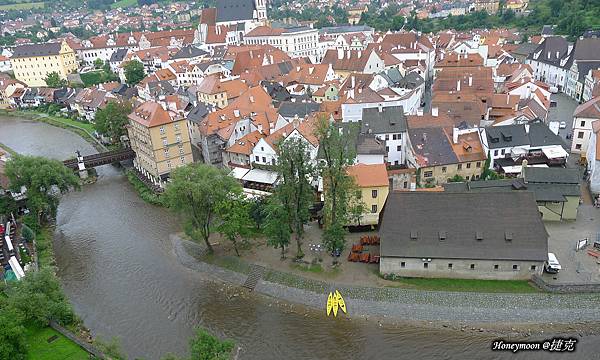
[243,264,266,291]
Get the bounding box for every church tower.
[254,0,267,21]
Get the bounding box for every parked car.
[549,86,559,94]
[559,121,567,129]
[544,252,562,273]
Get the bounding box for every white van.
[544,252,562,273]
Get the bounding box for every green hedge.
[126,171,164,206]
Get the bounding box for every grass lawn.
[24,326,89,360]
[0,2,44,10]
[387,277,539,293]
[111,0,136,9]
[35,227,55,268]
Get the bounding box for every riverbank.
[172,235,600,329]
[0,109,106,153]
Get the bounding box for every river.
[1,116,597,359]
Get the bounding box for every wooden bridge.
[63,148,135,170]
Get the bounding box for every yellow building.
[10,41,77,87]
[347,163,389,226]
[127,101,194,187]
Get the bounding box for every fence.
[49,321,107,359]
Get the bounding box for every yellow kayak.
[326,292,333,316]
[332,291,339,317]
[335,290,347,314]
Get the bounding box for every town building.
[444,166,581,221]
[586,120,600,196]
[379,192,548,280]
[127,101,194,187]
[244,26,320,59]
[571,97,600,154]
[361,106,408,166]
[11,41,77,87]
[346,163,389,226]
[406,125,487,185]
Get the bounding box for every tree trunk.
[233,238,240,257]
[280,244,285,260]
[295,233,304,259]
[203,234,214,254]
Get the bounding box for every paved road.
[548,93,579,149]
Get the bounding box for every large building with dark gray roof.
[215,0,266,25]
[444,166,580,221]
[379,192,548,280]
[484,123,567,171]
[361,106,408,165]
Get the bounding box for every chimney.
[357,51,362,58]
[457,79,461,92]
[309,66,314,74]
[257,123,263,134]
[506,94,510,105]
[468,76,472,87]
[432,107,438,117]
[524,124,530,134]
[337,48,343,59]
[358,88,362,94]
[234,109,240,117]
[417,108,423,116]
[378,103,383,112]
[452,128,458,144]
[292,118,299,129]
[347,50,351,59]
[249,95,254,103]
[351,76,355,89]
[296,66,300,72]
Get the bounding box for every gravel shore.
[172,236,600,325]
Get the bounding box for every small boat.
[332,291,339,317]
[335,290,346,314]
[327,292,333,316]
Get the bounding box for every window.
[423,263,428,269]
[470,264,475,270]
[578,132,584,139]
[400,261,406,268]
[457,164,462,170]
[385,146,389,152]
[466,163,471,169]
[385,134,389,140]
[180,156,185,164]
[262,157,266,162]
[255,156,259,162]
[448,263,453,269]
[372,189,378,198]
[424,171,433,177]
[494,264,499,270]
[530,265,537,271]
[575,144,582,150]
[371,204,377,213]
[403,181,408,188]
[501,149,506,155]
[397,145,401,151]
[159,126,165,134]
[581,121,585,127]
[513,264,520,271]
[476,161,481,168]
[441,166,446,173]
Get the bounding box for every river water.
[1,116,597,359]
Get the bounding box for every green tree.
[93,58,104,69]
[264,199,291,259]
[273,137,315,259]
[249,196,267,230]
[94,101,132,142]
[124,60,145,86]
[189,328,234,360]
[44,71,66,88]
[215,193,251,256]
[4,267,75,326]
[0,304,26,360]
[314,118,361,253]
[0,195,17,217]
[448,174,465,183]
[5,155,80,225]
[164,164,241,253]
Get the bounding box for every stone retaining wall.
[531,275,600,293]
